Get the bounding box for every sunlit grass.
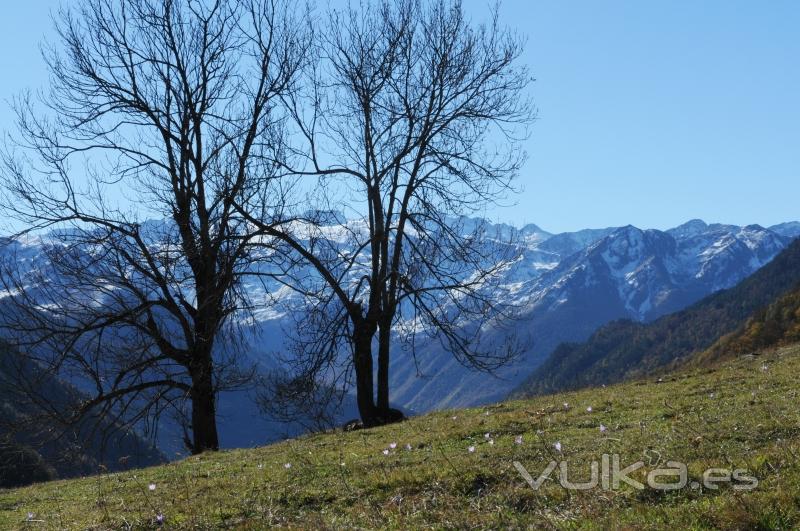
[3,344,800,529]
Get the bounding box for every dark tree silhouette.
[0,0,309,453]
[250,0,535,427]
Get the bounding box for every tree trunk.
[376,319,391,412]
[189,358,219,454]
[353,323,378,426]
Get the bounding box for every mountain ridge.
[511,236,800,399]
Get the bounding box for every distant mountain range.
[387,219,799,412]
[511,237,800,399]
[2,218,799,450]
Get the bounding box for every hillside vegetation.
[0,345,164,488]
[3,343,800,529]
[512,238,800,398]
[695,286,800,366]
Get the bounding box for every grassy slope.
[4,345,800,529]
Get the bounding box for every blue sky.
[1,1,798,233]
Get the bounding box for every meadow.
[3,344,800,529]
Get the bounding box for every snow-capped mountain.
[385,220,795,412]
[1,218,797,448]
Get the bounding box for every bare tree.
[249,0,534,427]
[0,0,308,453]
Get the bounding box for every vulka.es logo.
[514,454,758,492]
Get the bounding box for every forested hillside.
[0,344,164,488]
[695,285,800,365]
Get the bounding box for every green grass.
[4,345,800,529]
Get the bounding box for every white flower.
[563,402,569,410]
[284,463,292,469]
[405,443,413,451]
[488,439,495,446]
[26,513,34,521]
[382,449,390,456]
[600,424,607,433]
[389,442,397,449]
[761,364,769,372]
[340,462,346,467]
[484,432,491,440]
[586,406,593,413]
[148,483,156,491]
[451,415,458,421]
[514,435,523,445]
[257,464,264,470]
[554,441,562,452]
[468,445,476,453]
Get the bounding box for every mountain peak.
[667,219,708,238]
[520,222,549,235]
[606,224,646,240]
